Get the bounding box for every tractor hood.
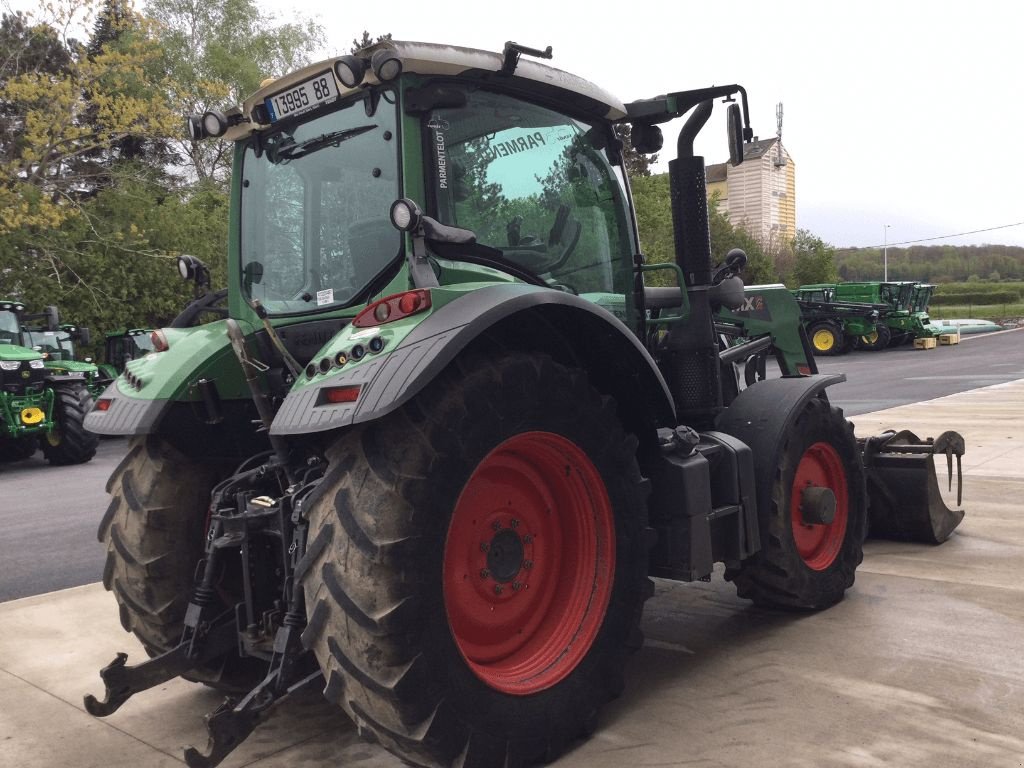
[0,343,43,361]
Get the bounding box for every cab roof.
[226,40,626,140]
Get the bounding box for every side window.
[430,91,632,295]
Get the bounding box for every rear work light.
[352,289,431,328]
[151,330,170,352]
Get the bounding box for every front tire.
[41,383,98,465]
[0,436,36,462]
[300,352,651,768]
[858,323,891,352]
[726,398,866,610]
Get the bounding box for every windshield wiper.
[270,124,378,162]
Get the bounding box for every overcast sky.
[258,0,1024,250]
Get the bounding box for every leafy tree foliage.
[146,0,325,182]
[790,229,837,287]
[0,0,325,358]
[631,174,777,286]
[835,243,1024,283]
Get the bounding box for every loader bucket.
[859,430,965,544]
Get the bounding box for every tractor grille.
[1,361,45,395]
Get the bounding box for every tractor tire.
[808,322,844,356]
[0,436,36,462]
[299,352,652,768]
[725,398,866,610]
[40,384,98,465]
[888,331,911,347]
[857,323,891,352]
[98,436,262,690]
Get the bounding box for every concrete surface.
[1,380,1022,768]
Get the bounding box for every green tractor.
[800,281,941,350]
[21,322,107,399]
[83,41,966,768]
[97,328,155,382]
[0,300,98,463]
[790,285,889,356]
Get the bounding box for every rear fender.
[271,283,676,436]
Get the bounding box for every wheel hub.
[486,528,524,583]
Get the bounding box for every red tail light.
[352,289,431,328]
[321,385,361,404]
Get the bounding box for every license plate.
[264,72,339,122]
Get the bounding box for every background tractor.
[83,41,965,768]
[799,280,941,350]
[0,300,98,464]
[21,322,106,399]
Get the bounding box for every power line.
[864,220,1024,249]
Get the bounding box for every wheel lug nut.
[480,569,490,579]
[510,519,519,529]
[479,542,489,552]
[523,535,533,544]
[494,584,503,595]
[512,582,522,591]
[492,521,502,531]
[523,560,533,570]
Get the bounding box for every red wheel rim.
[790,441,848,570]
[443,431,615,695]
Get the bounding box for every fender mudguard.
[714,374,845,515]
[271,283,676,436]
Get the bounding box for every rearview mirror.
[45,305,60,331]
[727,103,744,167]
[77,327,91,346]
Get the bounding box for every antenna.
[774,102,786,167]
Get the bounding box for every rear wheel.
[300,352,651,768]
[808,322,843,356]
[98,436,262,690]
[0,436,36,461]
[41,383,98,465]
[726,398,866,609]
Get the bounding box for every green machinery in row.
[794,281,942,355]
[0,300,98,463]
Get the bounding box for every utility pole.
[883,224,891,281]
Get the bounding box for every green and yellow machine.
[0,300,98,463]
[21,323,106,399]
[799,281,941,350]
[97,328,155,382]
[83,41,966,768]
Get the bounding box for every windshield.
[240,89,400,315]
[0,310,18,344]
[427,88,633,295]
[130,334,154,355]
[24,329,71,359]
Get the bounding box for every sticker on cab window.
[316,289,334,306]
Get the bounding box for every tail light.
[151,330,169,352]
[352,289,431,328]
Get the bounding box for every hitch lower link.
[84,495,320,767]
[860,429,966,544]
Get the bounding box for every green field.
[929,281,1024,321]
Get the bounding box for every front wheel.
[857,323,891,352]
[300,352,651,768]
[726,398,866,609]
[41,383,98,465]
[0,436,36,462]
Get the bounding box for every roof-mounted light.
[335,56,367,89]
[389,198,422,232]
[370,49,402,82]
[202,110,229,138]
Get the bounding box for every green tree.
[146,0,325,182]
[790,229,837,287]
